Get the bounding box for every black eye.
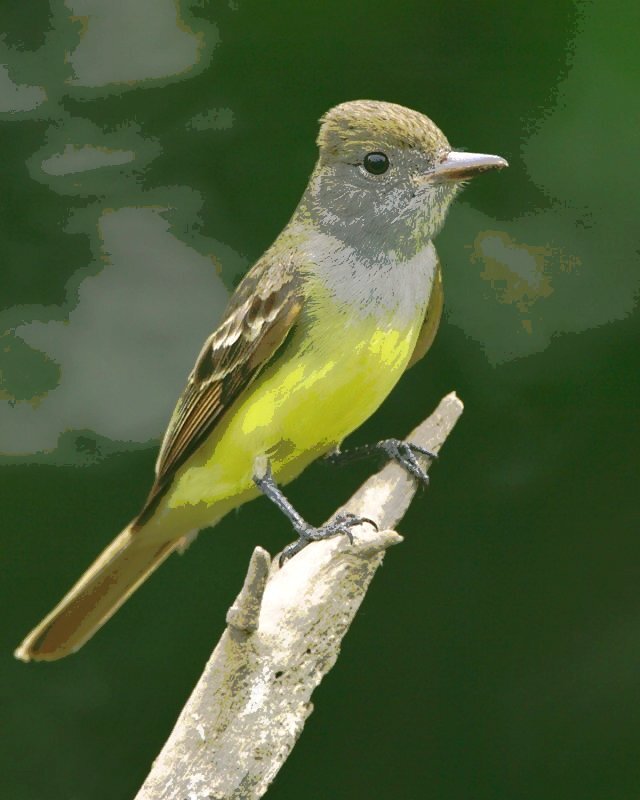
[363,151,389,175]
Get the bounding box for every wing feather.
[406,256,443,370]
[135,258,303,524]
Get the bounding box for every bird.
[15,99,507,662]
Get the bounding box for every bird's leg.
[325,439,437,486]
[253,460,377,566]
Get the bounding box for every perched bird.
[15,100,507,662]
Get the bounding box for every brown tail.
[15,525,178,662]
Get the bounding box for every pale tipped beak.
[430,151,508,181]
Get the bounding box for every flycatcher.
[16,100,507,662]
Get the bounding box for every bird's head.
[302,100,507,257]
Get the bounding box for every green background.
[2,1,639,798]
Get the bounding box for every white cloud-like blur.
[1,207,229,455]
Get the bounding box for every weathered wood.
[135,392,464,800]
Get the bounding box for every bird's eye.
[363,151,390,175]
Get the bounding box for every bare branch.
[134,392,464,800]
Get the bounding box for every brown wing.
[406,256,444,370]
[135,258,303,524]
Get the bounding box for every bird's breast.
[161,237,437,518]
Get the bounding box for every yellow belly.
[154,306,422,534]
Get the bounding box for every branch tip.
[350,528,403,556]
[225,546,271,632]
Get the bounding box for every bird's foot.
[325,438,436,485]
[280,511,378,566]
[252,459,377,566]
[376,438,435,485]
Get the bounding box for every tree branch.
[134,391,464,800]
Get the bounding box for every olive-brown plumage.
[16,100,506,662]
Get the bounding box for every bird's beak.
[429,151,508,182]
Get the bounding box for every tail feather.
[15,525,178,662]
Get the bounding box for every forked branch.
[135,391,464,800]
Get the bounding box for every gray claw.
[279,513,378,567]
[381,439,431,486]
[408,443,438,460]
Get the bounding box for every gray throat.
[297,225,438,322]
